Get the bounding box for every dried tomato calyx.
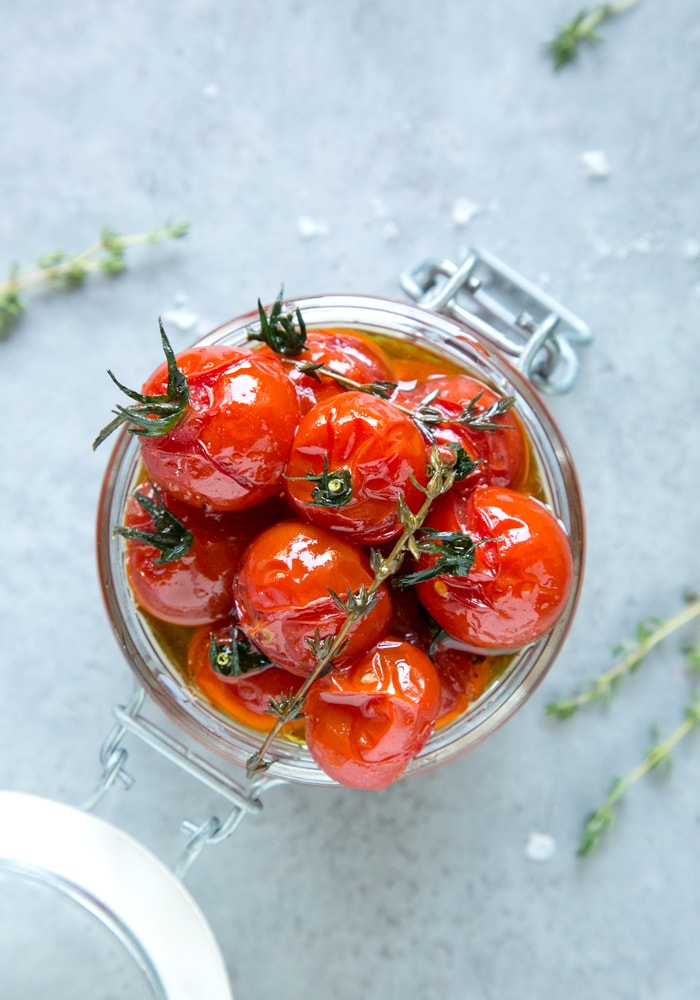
[440,443,479,482]
[93,319,189,449]
[393,528,488,588]
[209,626,273,677]
[286,454,353,508]
[246,287,307,356]
[113,484,193,563]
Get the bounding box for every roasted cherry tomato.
[258,327,396,413]
[99,334,302,512]
[392,375,529,489]
[304,637,441,789]
[188,623,304,734]
[234,520,392,676]
[284,391,429,544]
[117,484,284,626]
[414,485,574,650]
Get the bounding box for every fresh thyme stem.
[546,596,700,719]
[545,0,642,70]
[0,221,190,338]
[577,698,700,857]
[246,446,462,778]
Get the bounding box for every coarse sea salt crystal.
[525,831,556,862]
[297,217,330,240]
[452,197,482,227]
[580,150,611,180]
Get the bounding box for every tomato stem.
[246,287,307,356]
[92,319,190,449]
[114,483,193,563]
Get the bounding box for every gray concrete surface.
[1,1,699,998]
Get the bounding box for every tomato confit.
[96,291,575,790]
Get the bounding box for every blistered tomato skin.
[139,346,300,512]
[234,520,392,677]
[188,624,304,734]
[392,375,529,490]
[284,391,429,544]
[304,638,441,790]
[416,485,574,650]
[122,486,282,626]
[259,328,396,414]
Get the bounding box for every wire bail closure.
[400,248,592,394]
[83,684,281,878]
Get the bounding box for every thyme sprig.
[546,596,700,719]
[577,699,700,857]
[0,221,190,338]
[245,445,465,778]
[549,594,700,856]
[545,0,642,70]
[292,358,514,444]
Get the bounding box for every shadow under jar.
[96,293,585,788]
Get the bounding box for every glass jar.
[96,289,585,789]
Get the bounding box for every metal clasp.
[83,684,279,878]
[400,248,592,394]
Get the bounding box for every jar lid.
[0,791,233,1000]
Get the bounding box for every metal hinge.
[400,248,592,394]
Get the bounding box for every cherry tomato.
[304,637,441,789]
[415,485,574,650]
[139,345,300,511]
[234,520,392,676]
[284,391,429,544]
[188,623,304,734]
[392,375,529,489]
[259,328,396,413]
[118,484,284,626]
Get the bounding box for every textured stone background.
[1,2,699,998]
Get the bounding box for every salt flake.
[452,198,482,227]
[525,831,556,862]
[580,150,611,180]
[297,217,330,240]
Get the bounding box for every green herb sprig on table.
[545,0,642,70]
[0,220,190,338]
[548,594,700,856]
